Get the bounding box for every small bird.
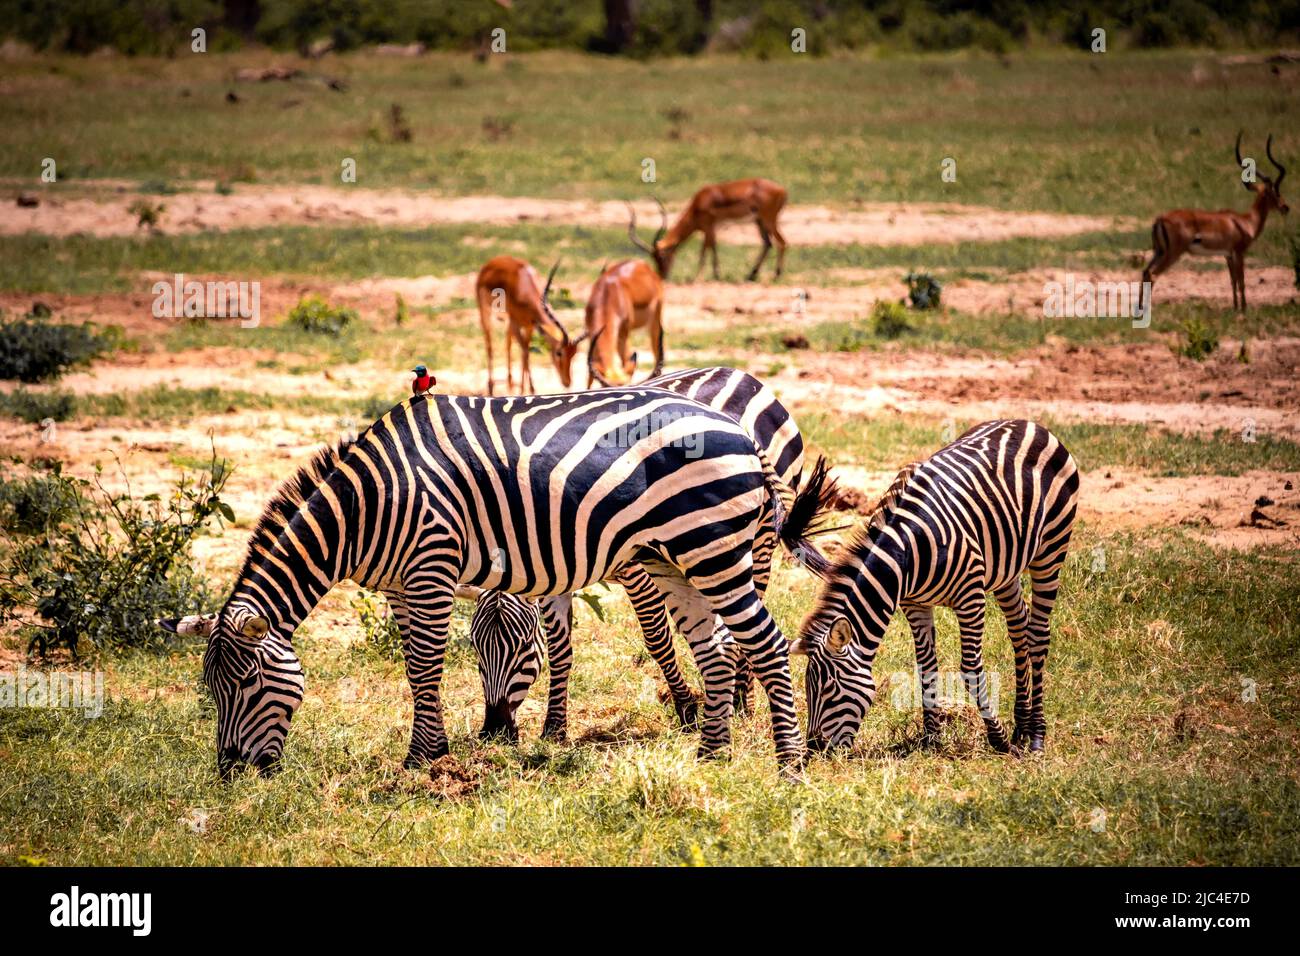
[411,364,436,396]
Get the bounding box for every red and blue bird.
[411,364,436,396]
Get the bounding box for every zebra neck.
[232,475,360,638]
[841,528,911,661]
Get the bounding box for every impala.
[475,255,586,394]
[584,238,665,387]
[628,178,789,282]
[1139,132,1288,315]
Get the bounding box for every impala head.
[159,603,304,780]
[539,259,586,388]
[466,591,543,742]
[626,199,672,278]
[791,614,876,752]
[1237,131,1289,214]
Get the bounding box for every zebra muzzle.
[479,700,519,743]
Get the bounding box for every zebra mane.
[236,437,356,580]
[828,459,922,580]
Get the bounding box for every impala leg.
[479,300,496,396]
[649,302,665,378]
[515,327,534,394]
[771,223,788,278]
[747,223,773,282]
[708,229,720,281]
[691,239,708,283]
[504,328,515,391]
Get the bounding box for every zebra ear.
[240,616,270,640]
[827,618,853,655]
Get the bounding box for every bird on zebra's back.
[792,419,1079,756]
[461,366,834,745]
[411,364,436,396]
[158,385,837,778]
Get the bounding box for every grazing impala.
[1139,132,1288,315]
[628,178,789,282]
[475,255,585,395]
[584,249,665,388]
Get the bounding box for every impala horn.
[1235,130,1255,191]
[626,202,654,256]
[1266,133,1286,188]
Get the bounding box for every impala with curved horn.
[1139,132,1288,315]
[629,179,788,283]
[475,255,587,394]
[584,213,667,387]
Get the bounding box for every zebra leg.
[993,580,1034,750]
[1025,563,1067,753]
[955,592,1011,754]
[733,525,779,716]
[391,576,457,768]
[617,565,699,729]
[538,594,574,741]
[640,566,736,757]
[902,604,941,747]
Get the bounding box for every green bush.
[904,270,943,310]
[871,300,913,339]
[350,588,403,661]
[284,297,359,337]
[0,456,232,657]
[0,471,82,536]
[0,311,119,383]
[1176,319,1219,361]
[0,388,78,424]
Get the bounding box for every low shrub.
[904,271,943,310]
[284,297,359,337]
[871,300,913,339]
[0,388,78,424]
[0,455,232,657]
[0,310,120,383]
[1176,319,1219,361]
[350,588,403,661]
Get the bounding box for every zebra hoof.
[402,745,449,770]
[696,743,729,762]
[986,729,1012,754]
[540,722,568,743]
[919,731,942,751]
[673,694,701,730]
[1028,735,1045,754]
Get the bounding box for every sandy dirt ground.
[2,182,1132,245]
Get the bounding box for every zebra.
[791,420,1078,754]
[463,366,818,742]
[158,387,832,777]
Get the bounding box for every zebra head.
[468,591,543,743]
[790,615,876,752]
[159,602,304,779]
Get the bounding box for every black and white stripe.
[468,367,813,741]
[180,386,831,775]
[792,420,1078,753]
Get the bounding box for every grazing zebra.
[792,420,1078,754]
[466,366,815,742]
[159,387,832,777]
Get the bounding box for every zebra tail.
[755,448,839,579]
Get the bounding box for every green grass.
[801,411,1300,477]
[1,531,1296,865]
[3,50,1299,217]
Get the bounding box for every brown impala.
[628,178,789,282]
[475,255,587,395]
[583,251,665,388]
[1139,132,1288,315]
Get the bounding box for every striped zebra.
[159,387,831,776]
[791,420,1078,754]
[465,366,814,742]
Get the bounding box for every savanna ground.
[0,48,1298,865]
